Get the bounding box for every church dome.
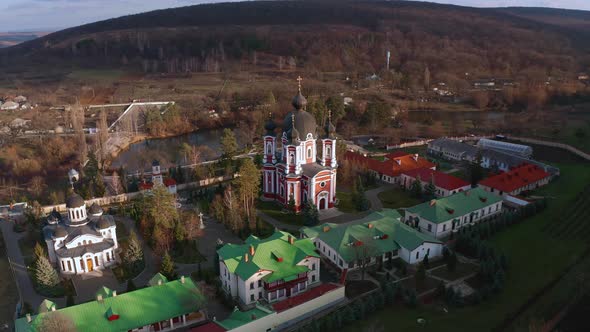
[283,111,317,141]
[66,193,85,209]
[54,226,67,238]
[89,203,103,216]
[97,216,114,229]
[264,115,277,135]
[291,91,308,110]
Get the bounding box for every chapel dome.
[97,216,114,229]
[66,193,85,209]
[291,91,308,110]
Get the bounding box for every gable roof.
[479,163,550,193]
[344,151,435,178]
[15,277,205,332]
[216,305,274,331]
[406,187,502,224]
[402,168,470,191]
[301,210,440,262]
[217,231,319,283]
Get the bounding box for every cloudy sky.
[1,0,589,32]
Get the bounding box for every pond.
[110,128,238,172]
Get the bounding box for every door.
[319,198,326,210]
[86,258,93,272]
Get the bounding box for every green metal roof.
[15,277,205,332]
[405,187,502,224]
[148,273,169,286]
[301,209,441,262]
[217,230,319,282]
[216,305,274,330]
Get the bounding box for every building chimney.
[97,294,103,302]
[288,236,294,245]
[26,314,31,323]
[181,276,185,284]
[249,245,255,256]
[323,225,330,232]
[113,291,117,297]
[367,223,373,229]
[396,159,402,166]
[51,307,56,311]
[413,154,419,161]
[244,253,249,262]
[429,200,436,206]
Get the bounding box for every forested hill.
[2,0,590,81]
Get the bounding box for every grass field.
[257,200,304,225]
[377,188,422,210]
[335,191,363,214]
[344,162,590,332]
[0,231,19,329]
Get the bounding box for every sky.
[1,0,589,32]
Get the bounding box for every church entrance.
[86,258,94,272]
[319,198,326,210]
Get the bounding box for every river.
[110,128,235,172]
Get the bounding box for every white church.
[43,193,118,275]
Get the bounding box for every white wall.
[408,201,503,239]
[228,285,346,332]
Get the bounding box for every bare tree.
[29,176,46,198]
[37,312,77,332]
[111,171,123,195]
[97,109,109,161]
[71,103,87,167]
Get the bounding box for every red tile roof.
[479,163,550,193]
[190,322,226,332]
[402,168,470,191]
[164,178,177,186]
[344,151,435,177]
[271,283,341,313]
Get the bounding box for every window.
[250,294,255,302]
[339,259,343,267]
[320,181,326,188]
[259,291,262,299]
[250,282,254,290]
[415,252,420,260]
[307,148,312,159]
[270,291,277,300]
[326,146,331,156]
[67,261,72,271]
[312,263,316,271]
[95,256,99,266]
[106,252,111,262]
[312,275,316,282]
[443,224,446,231]
[427,224,432,232]
[258,280,262,287]
[278,289,285,297]
[427,248,430,256]
[61,261,65,271]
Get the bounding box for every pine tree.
[425,176,436,198]
[34,242,46,262]
[220,128,238,160]
[303,202,320,226]
[410,176,423,198]
[160,251,176,280]
[423,254,430,269]
[124,231,144,273]
[287,194,296,214]
[35,256,60,289]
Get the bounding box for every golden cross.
[296,76,303,92]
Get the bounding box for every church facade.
[262,79,337,212]
[43,193,119,275]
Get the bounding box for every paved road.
[0,220,47,309]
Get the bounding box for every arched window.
[267,143,272,155]
[106,252,111,262]
[326,145,331,156]
[307,148,312,159]
[290,153,295,164]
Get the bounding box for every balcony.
[264,274,308,292]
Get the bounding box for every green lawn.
[257,200,305,225]
[430,262,478,282]
[377,188,422,209]
[345,162,590,332]
[336,191,363,214]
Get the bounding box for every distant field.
[67,69,125,82]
